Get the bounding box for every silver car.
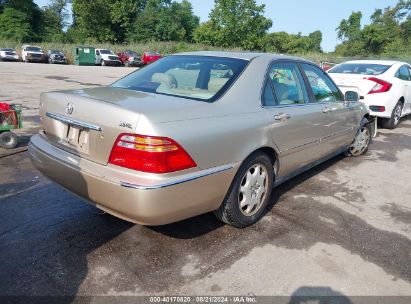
[29,52,371,227]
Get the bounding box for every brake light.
[108,133,196,173]
[365,77,392,94]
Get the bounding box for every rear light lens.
[108,133,197,173]
[365,77,392,94]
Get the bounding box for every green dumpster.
[73,46,95,66]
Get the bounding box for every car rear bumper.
[29,134,236,225]
[362,93,397,118]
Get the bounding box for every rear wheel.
[214,152,274,228]
[346,117,372,156]
[0,132,18,149]
[381,101,403,129]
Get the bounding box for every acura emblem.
[65,102,74,115]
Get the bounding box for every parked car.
[328,60,411,129]
[117,50,143,67]
[29,52,371,228]
[95,49,121,66]
[47,50,68,64]
[0,48,19,61]
[142,51,162,65]
[22,45,46,63]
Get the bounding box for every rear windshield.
[112,55,248,102]
[328,63,390,75]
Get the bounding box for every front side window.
[301,63,343,103]
[396,65,411,81]
[112,55,248,102]
[263,62,308,106]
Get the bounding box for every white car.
[0,48,19,61]
[22,45,46,63]
[94,49,121,66]
[328,60,411,129]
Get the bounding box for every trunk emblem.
[65,102,74,115]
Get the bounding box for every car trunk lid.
[39,87,212,165]
[329,73,377,97]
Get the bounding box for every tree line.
[0,0,409,56]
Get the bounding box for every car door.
[299,63,358,152]
[262,61,333,177]
[396,65,411,114]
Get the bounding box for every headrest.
[151,73,177,88]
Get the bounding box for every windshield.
[51,50,63,55]
[329,63,390,75]
[112,55,248,102]
[100,49,113,55]
[127,51,139,57]
[26,47,42,52]
[1,48,14,52]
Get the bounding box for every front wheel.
[214,152,274,228]
[346,118,372,156]
[101,60,106,66]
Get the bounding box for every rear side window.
[112,55,248,102]
[301,63,344,103]
[329,63,390,75]
[262,62,308,106]
[395,65,411,81]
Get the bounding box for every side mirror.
[345,91,359,102]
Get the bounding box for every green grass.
[1,40,410,65]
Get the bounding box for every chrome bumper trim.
[46,112,102,131]
[121,164,234,190]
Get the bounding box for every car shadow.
[150,154,345,239]
[288,286,353,304]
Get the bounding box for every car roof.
[173,51,312,63]
[341,60,407,66]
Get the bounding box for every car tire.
[381,101,403,129]
[346,117,372,157]
[0,131,18,149]
[101,60,106,66]
[214,151,274,228]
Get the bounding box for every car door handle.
[274,113,291,120]
[322,106,337,113]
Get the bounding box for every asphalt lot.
[0,62,410,299]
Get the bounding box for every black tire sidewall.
[391,102,403,128]
[0,132,18,149]
[221,152,274,227]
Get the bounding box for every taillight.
[108,133,196,173]
[365,77,392,94]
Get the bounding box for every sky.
[33,0,400,52]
